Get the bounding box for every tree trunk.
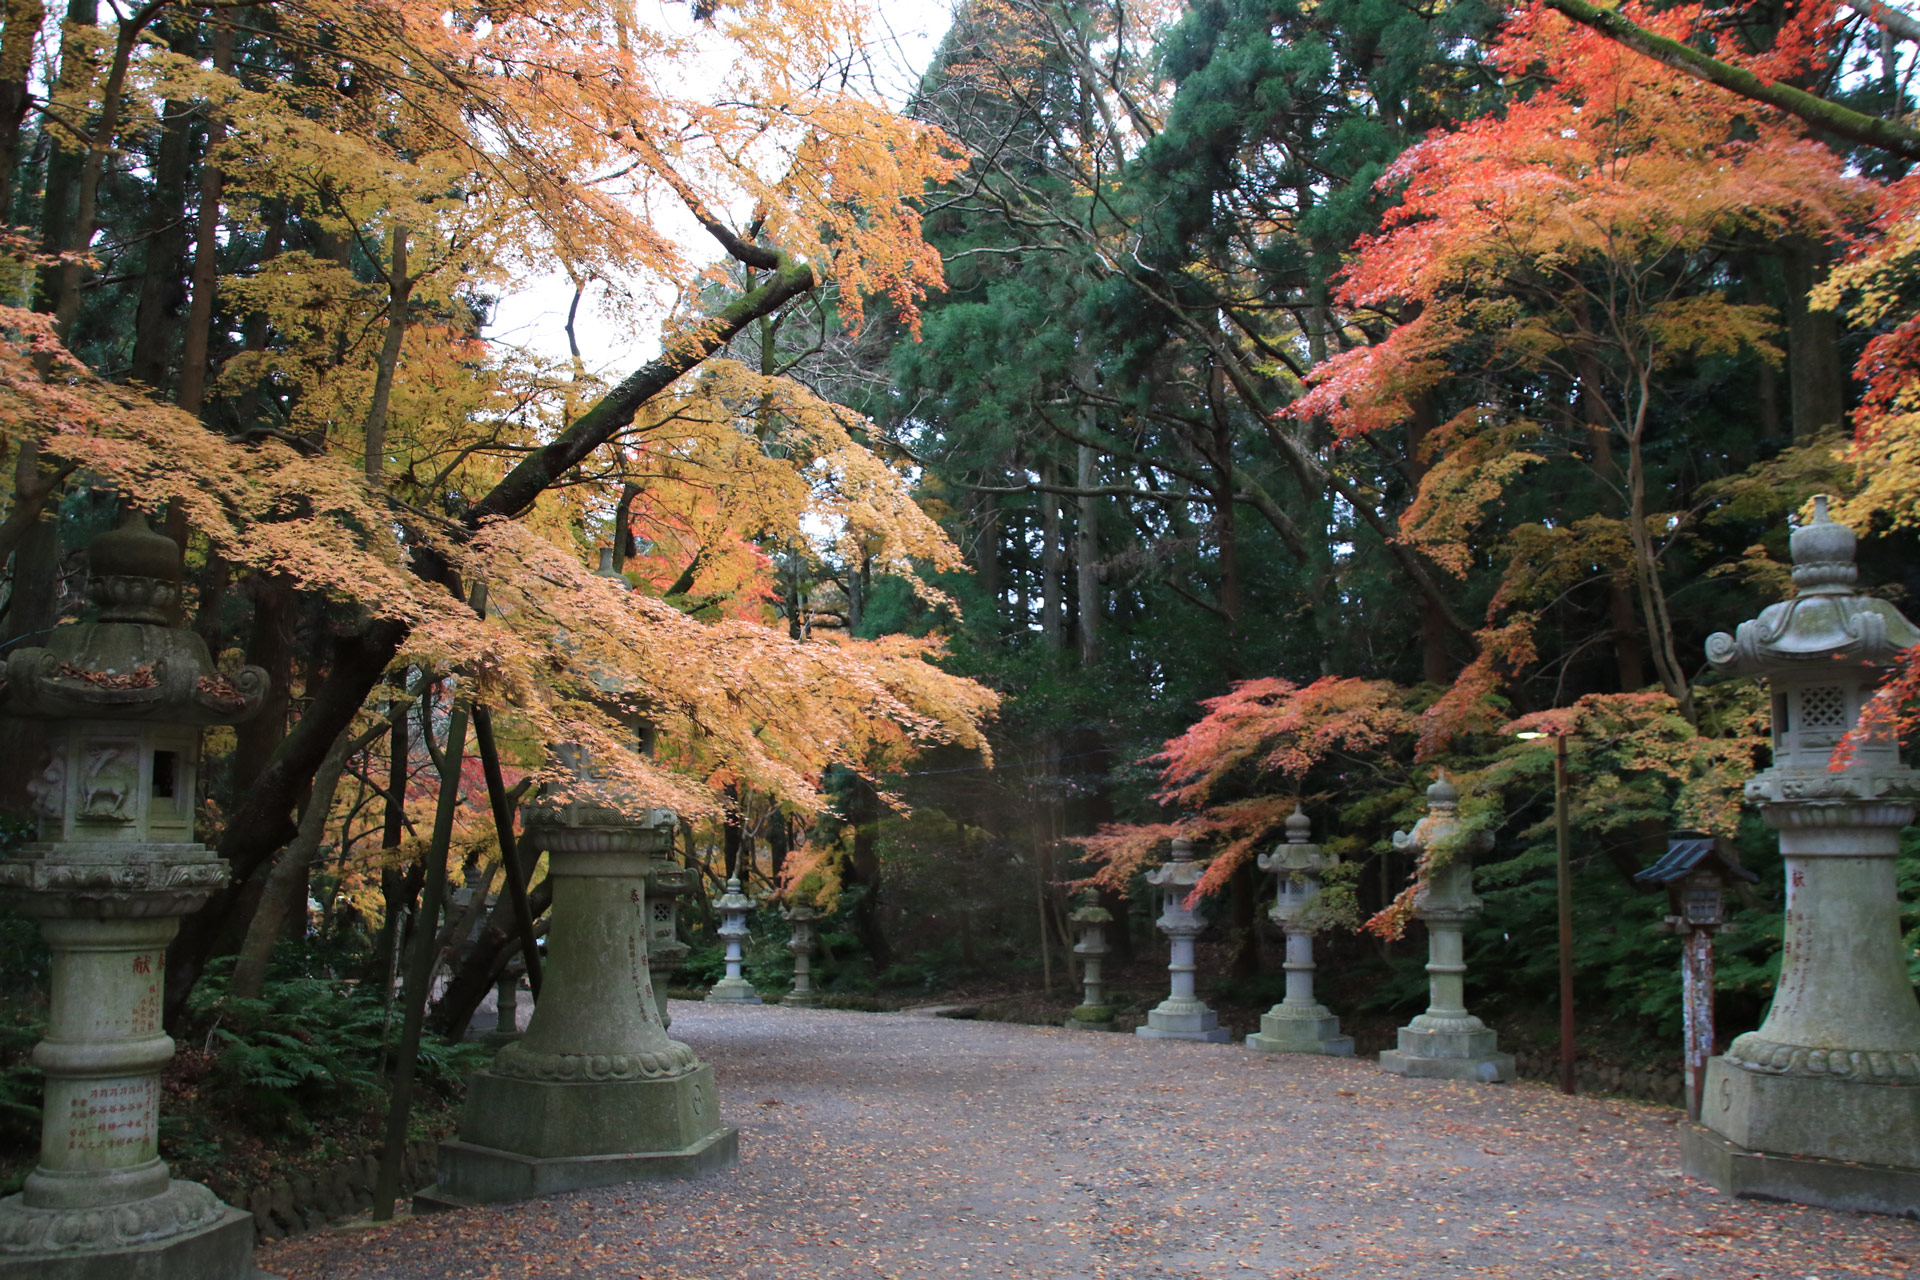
[176,16,237,417]
[1040,460,1065,654]
[0,0,47,225]
[35,0,95,317]
[128,87,195,390]
[233,574,292,797]
[361,226,410,485]
[231,728,357,999]
[429,874,553,1040]
[1075,443,1099,665]
[1783,237,1847,441]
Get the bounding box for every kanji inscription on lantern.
[64,1079,155,1156]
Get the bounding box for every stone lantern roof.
[1706,496,1920,677]
[1144,836,1205,891]
[0,514,267,725]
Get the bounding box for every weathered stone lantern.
[781,899,820,1007]
[706,875,761,1003]
[644,858,692,1027]
[0,514,269,1280]
[1635,833,1757,1122]
[1248,810,1353,1056]
[424,743,736,1208]
[1065,889,1115,1031]
[1687,498,1920,1215]
[1379,773,1513,1082]
[1136,837,1229,1042]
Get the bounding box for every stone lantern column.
[782,901,820,1007]
[1249,811,1353,1056]
[1136,838,1230,1042]
[1379,774,1513,1082]
[423,750,736,1208]
[705,876,761,1003]
[1686,498,1920,1215]
[0,515,270,1280]
[1065,890,1115,1030]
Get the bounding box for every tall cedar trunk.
[1783,237,1847,441]
[1075,443,1098,664]
[128,85,195,389]
[970,489,1000,636]
[176,16,236,416]
[35,0,94,315]
[843,773,893,969]
[0,503,57,808]
[0,0,46,224]
[1041,460,1065,653]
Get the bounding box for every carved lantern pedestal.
[1136,839,1230,1043]
[1379,774,1513,1083]
[0,516,270,1280]
[421,754,736,1210]
[1248,812,1353,1056]
[1064,891,1115,1031]
[705,877,762,1004]
[1684,499,1920,1217]
[782,901,820,1008]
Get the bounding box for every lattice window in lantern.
[652,901,673,924]
[1801,686,1848,729]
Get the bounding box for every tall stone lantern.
[1136,838,1230,1042]
[1686,497,1920,1215]
[1065,890,1115,1031]
[0,515,269,1280]
[782,899,820,1008]
[423,743,737,1209]
[706,876,761,1003]
[1248,811,1353,1056]
[1379,773,1513,1083]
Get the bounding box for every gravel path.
[263,1001,1919,1279]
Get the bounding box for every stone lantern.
[1136,838,1230,1042]
[1687,497,1920,1215]
[423,744,736,1209]
[1248,811,1353,1056]
[0,514,269,1280]
[1065,889,1115,1031]
[782,900,820,1008]
[644,858,692,1027]
[1379,773,1513,1082]
[706,875,761,1003]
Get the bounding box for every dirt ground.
[262,1000,1920,1279]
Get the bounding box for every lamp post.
[1517,728,1576,1096]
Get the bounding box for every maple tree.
[0,0,1001,1016]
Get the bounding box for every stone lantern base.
[1680,1054,1920,1216]
[417,1059,736,1209]
[1064,1005,1117,1031]
[705,976,762,1004]
[0,1191,262,1280]
[1247,1005,1354,1056]
[1135,999,1231,1043]
[781,989,820,1009]
[1681,1126,1920,1219]
[1379,1016,1514,1083]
